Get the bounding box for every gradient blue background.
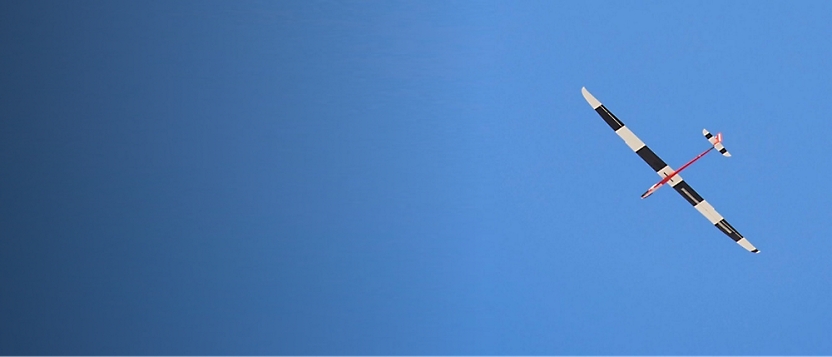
[1,1,830,355]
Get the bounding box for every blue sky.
[1,1,830,355]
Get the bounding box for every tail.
[703,129,731,157]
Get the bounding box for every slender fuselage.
[641,146,715,199]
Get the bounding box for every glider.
[581,87,759,253]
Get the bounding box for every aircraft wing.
[581,87,759,253]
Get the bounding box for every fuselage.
[641,146,715,199]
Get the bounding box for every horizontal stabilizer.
[703,129,731,157]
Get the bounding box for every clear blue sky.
[1,1,830,355]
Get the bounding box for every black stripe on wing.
[672,181,704,206]
[595,106,624,131]
[635,146,668,172]
[715,219,744,242]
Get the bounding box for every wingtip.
[737,238,758,253]
[581,87,602,109]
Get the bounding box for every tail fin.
[703,129,731,157]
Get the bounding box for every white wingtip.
[581,87,602,109]
[737,238,758,253]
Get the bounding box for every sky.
[1,0,831,355]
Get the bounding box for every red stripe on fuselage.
[644,146,715,196]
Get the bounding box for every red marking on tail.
[716,132,723,144]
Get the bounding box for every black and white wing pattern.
[581,87,759,253]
